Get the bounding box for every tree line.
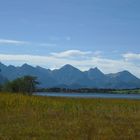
[37,87,118,93]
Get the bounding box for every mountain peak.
[89,67,100,71]
[117,70,138,79]
[8,65,16,69]
[119,70,131,74]
[36,66,51,73]
[110,70,132,77]
[107,70,139,81]
[86,67,105,80]
[89,67,104,74]
[62,64,74,68]
[60,64,79,71]
[94,67,99,70]
[21,63,35,70]
[22,63,33,68]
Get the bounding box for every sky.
[0,0,140,77]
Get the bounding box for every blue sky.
[0,0,140,77]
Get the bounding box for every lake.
[34,92,140,100]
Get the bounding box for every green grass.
[0,93,140,140]
[112,89,140,94]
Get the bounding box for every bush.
[3,76,39,95]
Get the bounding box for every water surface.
[34,92,140,100]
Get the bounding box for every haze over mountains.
[0,62,140,89]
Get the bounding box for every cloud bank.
[123,53,140,61]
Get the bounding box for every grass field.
[112,89,140,94]
[0,93,140,140]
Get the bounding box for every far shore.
[36,88,140,94]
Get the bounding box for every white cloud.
[123,53,140,61]
[0,52,140,78]
[0,39,28,45]
[93,51,102,57]
[0,38,57,47]
[51,50,92,58]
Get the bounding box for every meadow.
[0,93,140,140]
[112,89,140,94]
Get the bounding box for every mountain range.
[0,62,140,89]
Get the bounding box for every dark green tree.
[3,76,39,95]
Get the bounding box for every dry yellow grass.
[0,93,140,140]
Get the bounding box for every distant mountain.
[106,71,140,89]
[52,64,91,87]
[0,63,8,84]
[84,67,108,88]
[0,74,7,84]
[0,62,140,89]
[85,67,105,80]
[0,62,57,87]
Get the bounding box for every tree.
[3,76,39,95]
[22,76,39,94]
